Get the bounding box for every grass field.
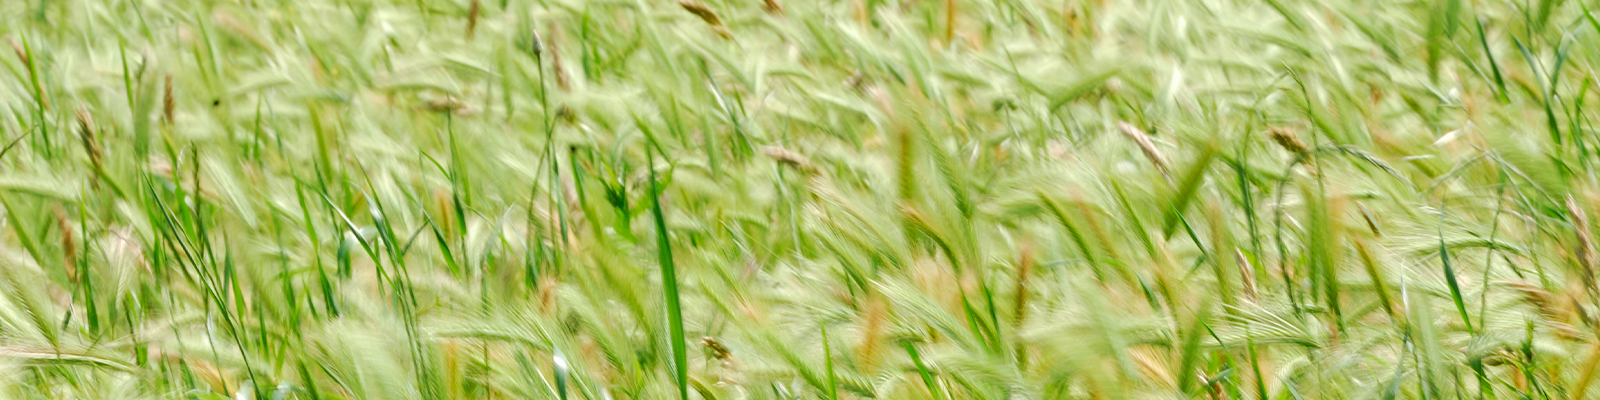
[5,0,1600,398]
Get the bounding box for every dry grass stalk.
[422,95,479,116]
[163,74,176,125]
[701,336,731,362]
[678,0,723,26]
[74,106,102,167]
[1267,126,1310,155]
[1357,204,1382,236]
[944,0,957,44]
[1234,248,1257,302]
[9,36,48,110]
[546,26,571,91]
[762,0,785,15]
[54,206,76,283]
[6,36,27,66]
[466,0,481,40]
[1014,243,1036,322]
[1505,280,1565,320]
[1570,194,1598,300]
[761,145,816,172]
[214,11,271,50]
[679,0,733,38]
[1116,121,1172,182]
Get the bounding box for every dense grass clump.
[8,0,1600,398]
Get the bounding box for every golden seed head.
[54,207,76,282]
[761,145,815,172]
[6,36,26,66]
[422,95,474,115]
[1568,195,1594,274]
[1234,248,1257,301]
[74,106,95,139]
[466,0,481,40]
[75,106,102,165]
[545,26,571,90]
[678,0,724,27]
[701,336,732,361]
[163,74,176,125]
[1268,126,1309,155]
[762,0,785,15]
[1504,280,1561,318]
[1116,121,1171,180]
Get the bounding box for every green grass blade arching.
[647,150,689,400]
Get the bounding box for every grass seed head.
[6,36,25,66]
[678,0,723,26]
[701,336,732,362]
[762,0,785,15]
[546,26,570,90]
[761,145,816,172]
[678,0,733,38]
[54,206,76,283]
[466,0,481,40]
[1268,126,1310,155]
[1116,121,1171,181]
[75,106,102,167]
[163,74,175,125]
[422,95,478,116]
[1234,248,1257,301]
[1569,195,1596,293]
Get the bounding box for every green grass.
[7,0,1600,398]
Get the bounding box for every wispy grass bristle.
[2,0,1598,399]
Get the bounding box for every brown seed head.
[1116,121,1172,182]
[163,74,176,125]
[537,275,558,314]
[54,207,76,282]
[761,145,815,172]
[678,0,724,27]
[1358,204,1383,237]
[545,26,570,90]
[466,0,481,40]
[762,0,785,15]
[1235,248,1257,301]
[1013,243,1035,323]
[422,95,478,116]
[1505,280,1561,319]
[1569,195,1596,286]
[75,106,102,166]
[1268,126,1310,155]
[701,336,732,362]
[6,36,26,66]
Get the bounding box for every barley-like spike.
[466,0,481,40]
[54,207,76,283]
[6,36,26,66]
[1014,243,1035,323]
[546,26,570,91]
[1235,248,1257,302]
[74,106,102,167]
[1358,204,1382,237]
[762,0,785,15]
[1505,280,1561,319]
[1116,121,1172,182]
[678,0,724,27]
[1568,195,1597,299]
[761,145,816,172]
[701,336,732,361]
[1268,126,1310,155]
[163,74,176,125]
